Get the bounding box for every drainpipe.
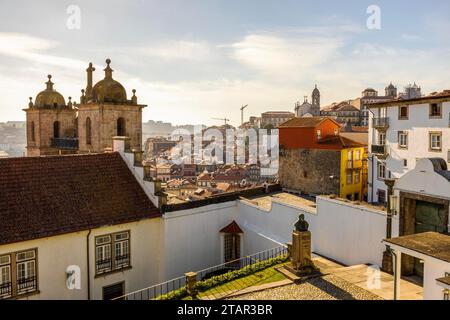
[86,229,92,300]
[387,246,398,300]
[367,106,376,203]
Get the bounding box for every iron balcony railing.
[0,281,12,299]
[96,259,112,274]
[371,144,386,155]
[115,254,130,269]
[17,276,37,294]
[50,137,79,150]
[372,117,389,129]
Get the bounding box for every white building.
[368,91,450,204]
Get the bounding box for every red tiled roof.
[279,117,339,128]
[220,221,244,234]
[0,152,161,245]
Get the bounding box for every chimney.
[85,62,95,99]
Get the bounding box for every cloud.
[0,33,86,70]
[136,40,217,62]
[230,31,345,78]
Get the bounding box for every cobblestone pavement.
[230,275,383,300]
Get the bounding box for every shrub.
[194,255,288,292]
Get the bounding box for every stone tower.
[311,85,320,116]
[24,75,77,156]
[385,82,397,98]
[77,59,146,153]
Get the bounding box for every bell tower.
[24,75,77,156]
[311,85,320,116]
[77,59,146,153]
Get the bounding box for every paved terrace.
[229,255,423,300]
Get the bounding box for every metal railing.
[112,246,288,300]
[0,282,12,298]
[371,144,386,155]
[96,259,112,274]
[372,117,389,129]
[17,276,37,293]
[113,275,187,300]
[50,137,79,149]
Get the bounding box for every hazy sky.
[0,0,450,126]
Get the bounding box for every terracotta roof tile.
[220,221,244,233]
[0,152,160,245]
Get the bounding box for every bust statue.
[294,214,309,232]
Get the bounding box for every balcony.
[0,281,12,299]
[371,144,388,159]
[50,137,79,150]
[17,276,37,294]
[372,117,389,130]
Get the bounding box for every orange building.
[278,117,368,200]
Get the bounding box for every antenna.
[240,104,248,126]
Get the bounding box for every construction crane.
[211,117,230,125]
[240,104,248,126]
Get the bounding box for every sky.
[0,0,450,126]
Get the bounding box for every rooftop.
[278,117,339,128]
[384,232,450,263]
[0,152,161,245]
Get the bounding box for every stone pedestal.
[282,230,319,278]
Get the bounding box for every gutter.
[387,246,398,300]
[86,229,92,300]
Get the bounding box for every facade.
[353,85,397,126]
[367,91,450,204]
[0,152,161,300]
[278,117,367,199]
[320,101,361,127]
[24,59,145,156]
[260,111,295,129]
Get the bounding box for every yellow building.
[340,146,368,201]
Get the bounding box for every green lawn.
[196,262,288,299]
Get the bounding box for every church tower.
[77,59,146,153]
[385,82,397,98]
[24,75,77,156]
[311,85,320,116]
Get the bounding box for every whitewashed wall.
[159,202,239,280]
[237,196,387,267]
[0,218,162,300]
[424,259,450,300]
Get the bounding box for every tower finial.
[46,74,54,90]
[104,58,113,79]
[28,97,33,108]
[132,89,137,105]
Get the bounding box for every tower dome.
[91,59,127,104]
[34,75,66,108]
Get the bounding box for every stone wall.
[279,148,341,195]
[77,104,143,153]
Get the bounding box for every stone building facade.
[24,59,145,156]
[279,148,341,196]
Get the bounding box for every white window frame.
[398,131,408,148]
[378,162,386,180]
[430,132,442,151]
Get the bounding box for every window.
[316,129,321,140]
[117,118,126,136]
[429,103,442,118]
[53,121,60,138]
[0,255,11,299]
[377,189,387,204]
[86,117,92,145]
[31,121,35,142]
[398,131,408,149]
[448,150,450,163]
[355,150,361,161]
[347,150,353,160]
[0,249,37,300]
[403,159,408,167]
[346,172,353,185]
[378,162,386,179]
[354,171,360,184]
[398,105,408,119]
[378,132,386,145]
[354,193,360,201]
[429,132,442,151]
[95,231,130,275]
